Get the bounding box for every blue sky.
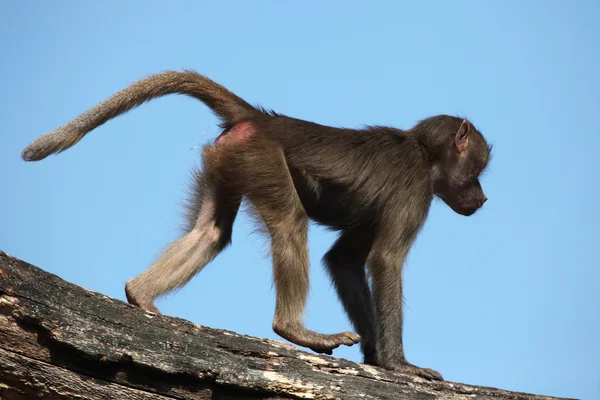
[1,2,598,399]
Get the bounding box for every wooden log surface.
[0,250,574,400]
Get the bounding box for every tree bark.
[0,251,574,400]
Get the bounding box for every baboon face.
[433,120,491,216]
[435,177,487,216]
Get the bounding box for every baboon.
[22,70,491,381]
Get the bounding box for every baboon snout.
[479,195,488,207]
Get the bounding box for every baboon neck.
[412,129,447,164]
[410,115,463,163]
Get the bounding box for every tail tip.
[21,148,34,161]
[21,146,44,162]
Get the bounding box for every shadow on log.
[0,251,573,400]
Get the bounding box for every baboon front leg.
[324,229,377,363]
[369,228,443,381]
[125,168,240,312]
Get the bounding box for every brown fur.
[22,70,492,381]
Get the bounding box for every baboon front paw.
[393,362,443,381]
[125,283,160,314]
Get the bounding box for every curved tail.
[22,70,261,161]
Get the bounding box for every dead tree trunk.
[0,251,573,400]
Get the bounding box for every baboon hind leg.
[224,138,360,354]
[125,167,241,312]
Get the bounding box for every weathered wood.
[0,251,574,400]
[0,347,176,400]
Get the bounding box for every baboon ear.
[454,120,470,153]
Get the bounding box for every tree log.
[0,251,573,400]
